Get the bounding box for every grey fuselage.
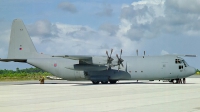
[27,55,196,81]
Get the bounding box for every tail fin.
[7,19,38,59]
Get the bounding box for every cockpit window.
[182,60,188,67]
[175,58,189,67]
[175,59,182,64]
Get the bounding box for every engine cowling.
[91,56,107,65]
[91,56,118,66]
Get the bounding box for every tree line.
[196,69,200,75]
[0,67,46,74]
[0,67,52,81]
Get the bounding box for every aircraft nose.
[189,66,196,75]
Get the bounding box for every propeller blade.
[110,49,113,57]
[116,54,119,59]
[106,49,114,69]
[120,49,122,58]
[106,51,109,57]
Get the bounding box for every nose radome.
[190,67,196,75]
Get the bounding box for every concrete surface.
[0,78,200,112]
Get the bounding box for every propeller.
[106,49,114,69]
[116,49,124,70]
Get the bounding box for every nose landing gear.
[171,78,186,84]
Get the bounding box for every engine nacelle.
[91,56,118,66]
[91,56,107,65]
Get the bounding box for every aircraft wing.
[182,55,197,57]
[52,55,92,60]
[177,55,197,57]
[164,54,197,57]
[52,55,108,65]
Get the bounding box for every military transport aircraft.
[0,19,197,84]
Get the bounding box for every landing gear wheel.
[175,79,182,84]
[92,81,100,84]
[101,81,108,84]
[172,79,176,84]
[109,80,117,84]
[175,79,179,84]
[183,78,186,84]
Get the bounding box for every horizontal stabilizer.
[0,59,27,62]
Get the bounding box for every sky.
[0,0,200,70]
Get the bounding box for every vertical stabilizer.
[7,19,38,59]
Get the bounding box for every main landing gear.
[170,78,186,84]
[92,81,100,84]
[92,80,117,84]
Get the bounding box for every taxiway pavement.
[0,77,200,112]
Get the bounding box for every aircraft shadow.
[72,82,196,86]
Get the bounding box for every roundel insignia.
[54,63,57,67]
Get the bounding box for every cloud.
[95,4,113,17]
[58,2,77,13]
[0,29,10,58]
[99,23,119,36]
[26,22,124,56]
[119,0,200,41]
[27,20,58,38]
[165,0,200,14]
[163,0,200,35]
